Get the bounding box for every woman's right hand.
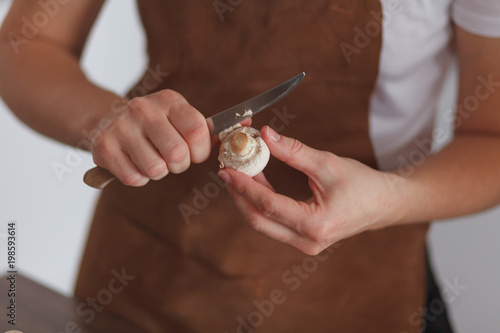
[91,89,211,186]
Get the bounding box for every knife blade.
[206,72,305,136]
[83,72,305,189]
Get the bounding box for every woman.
[1,0,499,331]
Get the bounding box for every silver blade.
[206,72,305,136]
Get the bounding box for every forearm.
[0,39,123,148]
[394,134,500,224]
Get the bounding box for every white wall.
[0,1,498,332]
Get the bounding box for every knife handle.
[83,166,116,189]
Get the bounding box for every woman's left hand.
[218,126,405,255]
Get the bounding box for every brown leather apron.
[76,1,429,332]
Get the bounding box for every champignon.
[218,124,270,177]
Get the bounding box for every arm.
[0,0,113,146]
[219,26,500,255]
[0,0,211,186]
[397,27,500,221]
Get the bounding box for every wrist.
[379,171,415,227]
[76,96,128,151]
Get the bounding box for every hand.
[91,90,210,186]
[218,126,404,255]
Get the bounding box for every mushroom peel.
[218,125,270,177]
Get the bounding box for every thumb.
[261,126,328,179]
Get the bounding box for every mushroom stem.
[231,132,249,155]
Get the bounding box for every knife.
[83,72,305,189]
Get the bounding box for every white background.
[0,1,499,332]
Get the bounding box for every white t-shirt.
[369,0,500,171]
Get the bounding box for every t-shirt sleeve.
[452,0,500,37]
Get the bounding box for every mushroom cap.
[218,123,242,142]
[218,126,270,177]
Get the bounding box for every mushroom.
[218,124,270,177]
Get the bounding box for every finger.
[240,118,252,127]
[120,128,169,180]
[94,144,149,187]
[226,184,303,242]
[151,89,211,164]
[222,169,312,230]
[261,126,332,180]
[167,103,211,164]
[144,116,191,174]
[211,135,220,147]
[225,184,322,253]
[252,172,275,191]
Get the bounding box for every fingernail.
[131,173,149,187]
[218,170,232,185]
[266,126,280,142]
